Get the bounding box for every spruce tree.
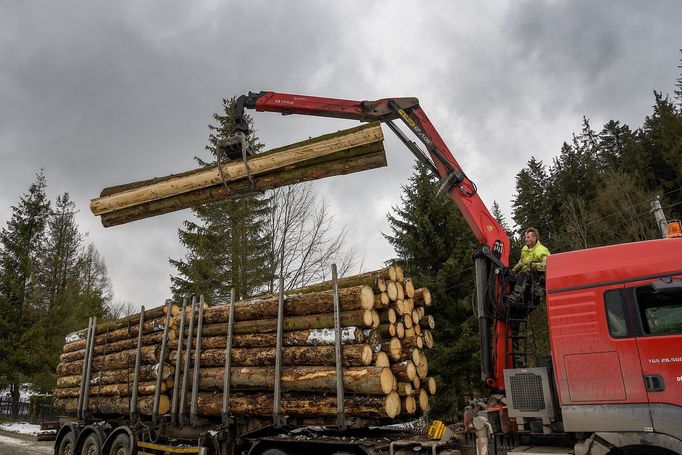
[171,98,273,303]
[384,161,479,420]
[511,156,551,238]
[0,172,51,415]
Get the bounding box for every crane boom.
[235,90,513,390]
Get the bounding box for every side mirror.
[651,277,682,294]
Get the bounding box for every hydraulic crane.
[231,90,519,391]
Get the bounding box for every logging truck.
[53,92,682,455]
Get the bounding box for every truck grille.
[509,372,545,412]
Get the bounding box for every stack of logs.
[53,266,435,422]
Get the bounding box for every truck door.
[630,277,682,438]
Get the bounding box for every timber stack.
[53,267,435,424]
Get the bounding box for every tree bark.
[64,304,176,342]
[391,360,416,382]
[60,331,169,362]
[168,344,373,367]
[57,345,160,376]
[194,309,377,336]
[373,351,389,368]
[413,288,432,306]
[53,395,170,416]
[382,338,402,361]
[190,366,394,395]
[56,364,173,388]
[182,286,374,325]
[92,123,384,215]
[289,268,395,295]
[424,377,437,395]
[192,391,401,418]
[53,381,166,398]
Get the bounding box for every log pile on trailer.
[53,266,435,425]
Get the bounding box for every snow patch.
[306,327,358,345]
[0,422,42,435]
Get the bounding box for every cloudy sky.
[1,0,681,310]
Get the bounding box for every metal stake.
[77,317,93,421]
[171,298,188,425]
[190,295,205,427]
[222,288,236,426]
[179,296,197,427]
[153,303,173,425]
[331,264,346,429]
[130,306,146,421]
[273,277,285,428]
[81,317,97,421]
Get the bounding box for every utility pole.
[651,196,669,239]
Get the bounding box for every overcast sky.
[1,0,681,310]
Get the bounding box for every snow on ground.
[0,434,34,446]
[0,422,42,435]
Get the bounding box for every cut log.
[396,282,405,301]
[418,389,429,412]
[391,360,416,382]
[168,344,374,367]
[399,347,421,367]
[191,366,394,395]
[395,322,405,339]
[194,309,376,336]
[420,315,435,330]
[411,309,420,325]
[403,313,413,329]
[404,278,415,298]
[404,327,416,339]
[373,351,390,368]
[423,330,434,349]
[290,269,390,295]
[382,338,402,361]
[413,288,432,306]
[374,292,389,308]
[53,381,166,398]
[361,329,382,352]
[417,352,429,379]
[397,382,413,397]
[414,323,422,336]
[64,304,176,343]
[60,331,169,362]
[402,396,417,415]
[425,377,437,395]
[64,322,175,352]
[57,346,160,376]
[413,376,421,390]
[56,364,173,388]
[91,123,384,216]
[386,281,398,302]
[378,308,397,325]
[188,286,374,325]
[377,324,396,339]
[54,395,170,416]
[100,150,388,227]
[394,266,404,283]
[191,391,401,419]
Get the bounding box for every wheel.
[81,433,102,455]
[108,433,131,455]
[57,431,77,455]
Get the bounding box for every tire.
[80,433,102,455]
[108,433,131,455]
[57,431,77,455]
[260,449,289,455]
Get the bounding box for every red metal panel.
[548,285,648,406]
[563,351,627,401]
[546,239,682,293]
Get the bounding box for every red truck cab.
[546,238,682,446]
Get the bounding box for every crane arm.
[236,90,513,390]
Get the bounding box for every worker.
[507,227,550,306]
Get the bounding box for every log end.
[426,377,437,395]
[370,310,380,329]
[380,367,396,395]
[386,281,398,301]
[388,337,402,361]
[411,348,420,367]
[418,389,429,412]
[374,351,389,368]
[359,286,375,310]
[384,391,401,418]
[402,395,417,415]
[361,344,373,366]
[404,278,415,298]
[412,376,420,390]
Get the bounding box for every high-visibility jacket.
[513,240,550,272]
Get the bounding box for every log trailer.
[54,92,682,455]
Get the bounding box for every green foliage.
[384,161,479,420]
[171,98,273,302]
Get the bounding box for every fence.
[0,397,57,423]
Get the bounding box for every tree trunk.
[61,331,169,362]
[64,304,176,342]
[402,396,417,415]
[57,345,160,376]
[194,309,376,336]
[56,364,173,388]
[373,351,389,368]
[413,288,432,306]
[184,286,374,325]
[382,338,402,361]
[53,395,170,416]
[101,151,388,227]
[192,391,401,418]
[289,268,396,294]
[190,366,394,395]
[391,360,416,382]
[53,381,166,398]
[168,344,373,367]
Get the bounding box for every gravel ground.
[0,429,53,455]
